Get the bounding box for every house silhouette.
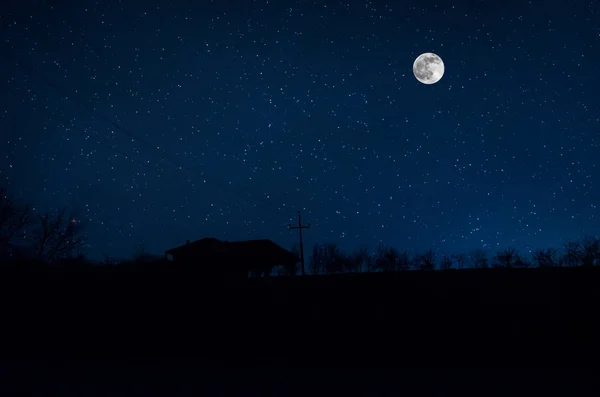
[164,237,298,277]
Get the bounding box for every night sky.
[1,0,599,261]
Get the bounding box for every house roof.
[224,239,296,259]
[164,237,297,263]
[164,237,224,255]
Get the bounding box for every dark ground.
[1,266,600,394]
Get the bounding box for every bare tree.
[367,251,378,272]
[347,247,369,273]
[309,243,325,275]
[493,248,518,268]
[397,250,411,271]
[309,242,346,274]
[514,253,530,268]
[581,236,600,267]
[562,241,583,267]
[414,249,435,270]
[372,244,399,272]
[323,242,346,273]
[452,253,466,270]
[440,255,453,270]
[103,253,117,266]
[371,244,385,272]
[32,208,85,264]
[533,248,559,268]
[0,187,34,253]
[469,249,489,269]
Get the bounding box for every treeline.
[299,237,600,275]
[2,186,600,274]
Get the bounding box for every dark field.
[1,265,600,367]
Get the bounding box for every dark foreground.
[1,266,600,368]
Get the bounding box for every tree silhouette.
[0,187,34,254]
[309,243,325,275]
[346,247,369,273]
[581,236,600,267]
[452,253,466,269]
[563,241,583,267]
[309,242,349,274]
[469,249,489,269]
[322,242,346,273]
[32,209,85,264]
[397,250,411,271]
[514,253,530,268]
[533,248,559,268]
[493,248,518,268]
[414,249,435,270]
[440,255,452,270]
[103,253,117,266]
[372,244,399,272]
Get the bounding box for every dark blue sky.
[1,0,599,261]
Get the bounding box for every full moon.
[413,53,444,85]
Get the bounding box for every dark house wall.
[165,238,298,277]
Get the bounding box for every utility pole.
[289,210,310,276]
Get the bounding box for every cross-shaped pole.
[289,210,310,276]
